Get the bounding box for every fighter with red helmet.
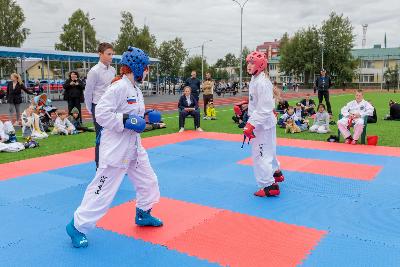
[243,51,284,197]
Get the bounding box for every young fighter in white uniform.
[337,89,374,145]
[66,47,163,248]
[243,51,284,197]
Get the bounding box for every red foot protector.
[97,197,326,267]
[238,155,382,181]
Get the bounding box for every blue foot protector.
[135,208,163,227]
[66,218,88,248]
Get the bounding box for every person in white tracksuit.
[337,89,374,145]
[66,47,163,248]
[243,51,284,197]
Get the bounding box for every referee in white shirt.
[84,43,116,168]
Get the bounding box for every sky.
[19,0,400,64]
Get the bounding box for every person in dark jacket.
[315,69,333,114]
[276,99,289,114]
[385,100,400,120]
[300,94,316,116]
[6,73,33,126]
[63,71,85,123]
[184,70,201,102]
[178,86,203,132]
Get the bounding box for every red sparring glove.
[243,122,255,139]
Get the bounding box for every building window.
[384,60,389,68]
[360,74,374,83]
[361,60,374,68]
[269,64,277,71]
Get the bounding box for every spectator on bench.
[178,86,203,133]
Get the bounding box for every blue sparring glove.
[123,114,146,133]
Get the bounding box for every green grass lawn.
[0,91,399,164]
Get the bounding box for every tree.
[279,12,357,86]
[157,37,187,78]
[280,27,320,84]
[135,25,157,57]
[113,11,139,55]
[384,64,399,88]
[240,46,251,76]
[183,55,208,79]
[114,12,157,56]
[55,9,98,52]
[0,0,30,76]
[321,12,357,85]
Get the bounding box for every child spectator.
[367,100,377,123]
[278,106,299,127]
[0,120,17,143]
[294,102,305,119]
[21,106,48,139]
[143,110,167,132]
[52,109,76,135]
[205,100,217,120]
[309,104,330,134]
[68,108,95,133]
[300,94,316,116]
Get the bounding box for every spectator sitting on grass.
[143,110,167,132]
[52,110,76,135]
[384,100,400,120]
[276,99,289,114]
[178,86,203,133]
[294,102,305,120]
[278,106,299,128]
[367,100,377,123]
[68,107,95,133]
[205,100,217,120]
[309,103,330,134]
[300,94,316,116]
[21,105,48,139]
[0,120,17,143]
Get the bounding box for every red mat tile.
[97,197,326,267]
[97,197,221,245]
[0,148,94,181]
[238,156,382,180]
[167,210,326,267]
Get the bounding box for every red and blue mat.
[1,132,400,266]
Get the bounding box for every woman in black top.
[63,71,84,122]
[6,73,33,125]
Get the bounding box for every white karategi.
[337,99,374,140]
[248,72,280,188]
[74,75,160,234]
[0,120,14,142]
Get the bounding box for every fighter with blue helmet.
[66,47,163,248]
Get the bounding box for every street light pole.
[320,32,324,70]
[201,40,212,82]
[233,0,249,95]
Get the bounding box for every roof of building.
[0,46,160,64]
[351,47,400,60]
[256,40,280,50]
